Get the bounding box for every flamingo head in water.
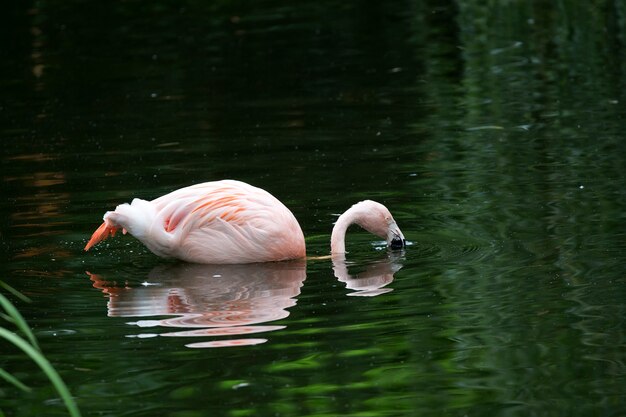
[331,200,405,254]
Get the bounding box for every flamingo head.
[350,200,406,250]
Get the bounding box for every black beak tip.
[390,238,406,250]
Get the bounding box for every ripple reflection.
[88,260,306,348]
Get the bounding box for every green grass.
[0,284,82,417]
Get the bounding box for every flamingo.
[84,180,405,264]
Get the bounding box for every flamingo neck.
[330,209,357,254]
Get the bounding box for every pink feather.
[84,180,306,264]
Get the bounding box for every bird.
[84,180,405,264]
[84,180,306,264]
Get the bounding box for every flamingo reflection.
[332,253,404,296]
[88,260,306,348]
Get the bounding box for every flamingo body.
[85,180,306,264]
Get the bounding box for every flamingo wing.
[151,181,306,263]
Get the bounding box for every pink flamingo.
[84,180,405,263]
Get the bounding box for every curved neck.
[330,211,355,254]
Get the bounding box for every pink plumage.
[84,180,306,264]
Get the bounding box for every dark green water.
[2,1,626,416]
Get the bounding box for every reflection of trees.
[3,160,71,261]
[399,1,626,415]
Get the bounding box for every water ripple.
[408,231,497,264]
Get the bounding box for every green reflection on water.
[1,0,626,416]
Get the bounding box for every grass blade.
[0,368,32,392]
[0,293,39,350]
[0,281,31,303]
[0,329,81,417]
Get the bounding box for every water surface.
[2,1,626,416]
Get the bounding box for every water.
[2,1,626,416]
